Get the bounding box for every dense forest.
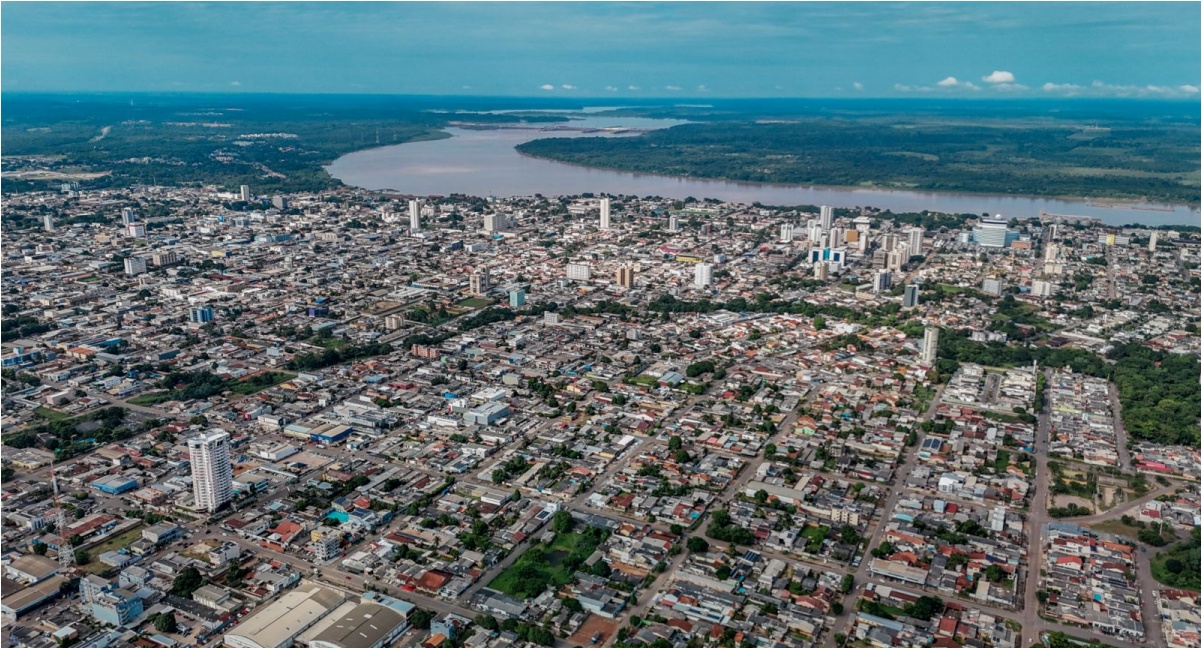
[517,118,1201,203]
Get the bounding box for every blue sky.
[3,2,1198,98]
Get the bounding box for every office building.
[922,327,939,364]
[903,284,920,309]
[809,247,846,271]
[566,263,592,281]
[982,277,1004,296]
[89,588,143,627]
[908,227,924,257]
[694,263,713,288]
[508,289,525,307]
[189,430,233,513]
[469,269,490,295]
[668,214,680,232]
[972,216,1015,248]
[599,198,611,230]
[240,185,251,202]
[615,265,635,288]
[873,270,892,293]
[123,257,147,276]
[42,214,54,232]
[780,223,794,243]
[190,306,216,324]
[409,199,421,232]
[819,205,833,233]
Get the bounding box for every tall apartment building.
[668,214,680,232]
[240,185,251,202]
[409,199,421,232]
[819,205,834,234]
[124,257,147,276]
[189,430,233,513]
[780,223,795,243]
[908,227,924,257]
[615,265,635,288]
[599,198,611,230]
[122,207,138,225]
[470,268,491,295]
[922,327,939,364]
[694,263,713,288]
[903,284,920,309]
[189,306,215,324]
[873,270,891,293]
[43,214,54,232]
[566,263,592,281]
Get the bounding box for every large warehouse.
[222,581,346,649]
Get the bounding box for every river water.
[327,115,1199,227]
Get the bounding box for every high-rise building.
[409,199,422,232]
[121,208,138,225]
[886,250,906,272]
[124,257,147,276]
[813,263,828,280]
[903,284,920,309]
[668,214,680,232]
[981,277,1004,296]
[780,223,795,243]
[508,289,526,307]
[828,229,843,248]
[922,327,939,364]
[566,263,592,281]
[819,205,833,234]
[599,198,611,230]
[470,268,491,295]
[483,214,508,232]
[126,224,146,238]
[908,227,924,257]
[615,265,635,288]
[189,430,233,513]
[1148,231,1158,252]
[43,214,54,232]
[272,196,289,210]
[972,216,1014,248]
[152,250,180,267]
[694,263,713,288]
[240,185,251,202]
[189,306,215,324]
[1031,280,1053,297]
[873,270,892,293]
[1043,243,1059,263]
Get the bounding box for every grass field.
[34,407,69,421]
[629,375,659,387]
[458,297,494,309]
[78,524,145,572]
[801,524,829,554]
[311,336,349,350]
[228,371,296,395]
[489,529,608,599]
[127,392,172,406]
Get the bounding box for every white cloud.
[982,70,1016,84]
[665,85,682,91]
[1042,82,1083,92]
[539,84,555,91]
[605,85,618,92]
[561,84,576,90]
[696,84,709,92]
[852,82,864,91]
[461,85,472,90]
[230,81,242,86]
[894,83,933,92]
[937,76,959,87]
[992,83,1029,92]
[1180,85,1200,93]
[627,85,639,91]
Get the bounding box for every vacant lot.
[568,614,619,647]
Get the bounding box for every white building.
[566,263,592,281]
[43,214,54,232]
[124,257,148,276]
[122,207,138,225]
[668,214,680,232]
[819,205,833,234]
[126,224,146,238]
[922,327,939,364]
[1148,231,1158,252]
[873,269,891,293]
[694,263,713,288]
[908,227,924,257]
[240,185,251,202]
[599,198,611,230]
[1031,279,1053,297]
[469,268,491,295]
[189,430,233,513]
[483,213,507,232]
[780,223,794,243]
[408,199,421,232]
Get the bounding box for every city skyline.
[2,2,1199,98]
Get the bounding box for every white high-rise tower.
[668,214,680,232]
[599,198,611,230]
[43,214,55,232]
[694,263,713,288]
[908,227,924,257]
[922,327,939,364]
[189,430,233,513]
[781,223,795,243]
[819,206,834,234]
[409,199,422,232]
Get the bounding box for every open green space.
[228,371,296,395]
[801,524,829,554]
[1150,527,1201,591]
[34,406,70,421]
[78,524,145,572]
[489,524,611,599]
[458,297,494,309]
[628,375,659,387]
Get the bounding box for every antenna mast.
[51,461,75,567]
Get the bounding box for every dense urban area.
[1,182,1199,649]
